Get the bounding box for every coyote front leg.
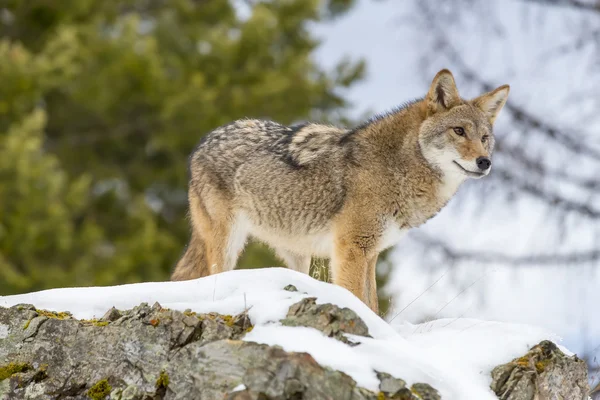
[331,224,381,313]
[365,254,379,314]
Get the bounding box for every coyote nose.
[476,156,491,170]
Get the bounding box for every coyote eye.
[453,127,465,136]
[481,135,489,143]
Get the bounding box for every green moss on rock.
[0,362,32,381]
[35,308,72,320]
[221,315,235,327]
[183,309,196,316]
[80,319,109,327]
[156,370,169,389]
[87,378,112,399]
[535,359,552,373]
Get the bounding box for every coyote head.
[418,69,509,180]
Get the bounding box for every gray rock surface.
[280,297,370,345]
[0,293,588,400]
[0,297,435,400]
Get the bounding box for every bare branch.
[412,232,600,265]
[496,141,600,191]
[496,168,600,218]
[519,0,600,13]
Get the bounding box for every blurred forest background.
[0,0,365,293]
[1,0,599,394]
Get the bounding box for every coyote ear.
[473,85,510,124]
[426,69,461,116]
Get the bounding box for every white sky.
[314,0,600,367]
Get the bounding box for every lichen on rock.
[490,340,590,400]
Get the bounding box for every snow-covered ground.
[1,268,569,399]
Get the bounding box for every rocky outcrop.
[0,294,589,400]
[490,340,590,400]
[0,298,438,400]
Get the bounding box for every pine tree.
[0,0,365,294]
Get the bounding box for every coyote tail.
[171,230,209,281]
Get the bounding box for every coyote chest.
[379,222,408,251]
[393,171,465,229]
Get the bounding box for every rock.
[377,371,408,396]
[100,307,122,322]
[410,383,441,400]
[22,316,47,340]
[283,284,298,292]
[0,302,261,399]
[281,297,370,345]
[490,340,590,400]
[0,301,393,400]
[0,299,587,400]
[373,372,437,400]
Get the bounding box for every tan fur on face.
[172,70,510,313]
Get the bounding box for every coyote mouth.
[453,161,486,178]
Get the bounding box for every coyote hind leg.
[172,183,248,281]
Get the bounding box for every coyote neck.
[356,103,426,152]
[352,109,464,227]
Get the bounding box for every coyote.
[172,69,509,313]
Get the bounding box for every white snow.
[231,384,246,392]
[0,268,568,399]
